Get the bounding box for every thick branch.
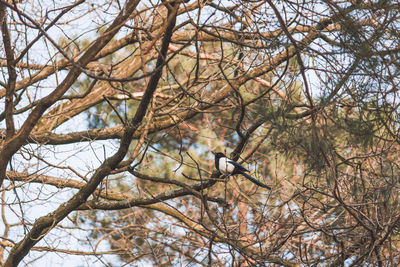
[1,4,16,138]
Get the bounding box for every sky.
[1,0,129,266]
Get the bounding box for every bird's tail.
[241,172,271,190]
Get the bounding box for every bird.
[212,152,271,190]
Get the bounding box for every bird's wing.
[227,160,248,172]
[241,172,271,190]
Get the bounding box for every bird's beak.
[211,151,215,155]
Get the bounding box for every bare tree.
[1,0,400,266]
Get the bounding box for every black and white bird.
[212,152,271,190]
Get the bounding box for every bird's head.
[212,151,226,159]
